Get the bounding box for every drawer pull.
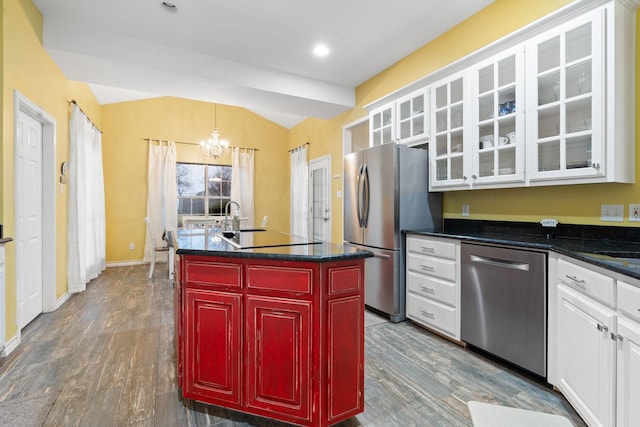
[420,265,435,273]
[597,323,608,333]
[420,286,435,294]
[565,274,586,289]
[420,246,435,253]
[420,309,435,320]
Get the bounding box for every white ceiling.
[33,0,494,128]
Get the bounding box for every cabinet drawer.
[185,260,241,288]
[557,259,614,307]
[407,253,456,282]
[247,265,313,295]
[618,281,640,323]
[407,237,457,260]
[406,271,456,307]
[406,293,456,337]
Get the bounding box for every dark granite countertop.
[406,219,640,281]
[0,238,13,245]
[171,228,373,262]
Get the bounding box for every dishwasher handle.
[469,254,530,271]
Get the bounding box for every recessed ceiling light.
[313,44,330,57]
[162,2,177,10]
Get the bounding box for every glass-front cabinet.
[430,72,467,188]
[369,88,429,147]
[369,104,394,146]
[471,46,525,186]
[525,10,604,182]
[396,88,429,146]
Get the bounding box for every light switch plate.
[462,204,469,217]
[629,204,640,222]
[601,204,624,222]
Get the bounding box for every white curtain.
[67,105,106,293]
[290,145,308,237]
[230,148,255,227]
[145,141,178,262]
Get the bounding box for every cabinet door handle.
[420,309,435,320]
[611,332,623,342]
[565,274,586,289]
[597,323,609,333]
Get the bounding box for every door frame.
[308,155,331,242]
[14,91,57,324]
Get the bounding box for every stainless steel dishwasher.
[461,243,547,378]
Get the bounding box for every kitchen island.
[170,228,372,427]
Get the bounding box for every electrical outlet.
[601,204,624,222]
[462,204,469,217]
[629,204,640,222]
[129,242,135,250]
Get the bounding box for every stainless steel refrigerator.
[344,143,442,322]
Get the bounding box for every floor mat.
[468,401,574,427]
[0,393,58,427]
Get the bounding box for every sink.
[222,228,266,238]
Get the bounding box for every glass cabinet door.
[526,10,604,181]
[370,104,395,146]
[472,46,525,185]
[396,88,429,145]
[430,72,467,188]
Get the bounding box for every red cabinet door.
[245,295,312,423]
[183,288,242,408]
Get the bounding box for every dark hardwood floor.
[0,265,586,426]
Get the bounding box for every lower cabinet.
[556,284,616,427]
[551,255,640,427]
[177,255,365,427]
[405,234,460,340]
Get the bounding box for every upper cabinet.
[369,88,429,147]
[365,0,637,192]
[526,9,605,183]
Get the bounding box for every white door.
[16,110,44,328]
[309,156,331,242]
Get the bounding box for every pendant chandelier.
[200,104,229,159]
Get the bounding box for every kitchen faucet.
[224,200,240,231]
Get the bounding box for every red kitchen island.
[171,228,372,427]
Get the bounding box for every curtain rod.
[143,138,259,151]
[68,100,103,134]
[289,142,309,153]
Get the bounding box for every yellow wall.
[2,0,101,342]
[294,0,640,231]
[101,97,290,262]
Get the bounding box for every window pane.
[177,163,205,196]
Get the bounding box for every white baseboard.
[55,292,72,310]
[1,333,21,357]
[106,260,147,267]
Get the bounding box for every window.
[177,163,232,224]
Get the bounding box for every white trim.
[14,91,57,325]
[107,260,151,267]
[55,292,72,310]
[0,332,21,357]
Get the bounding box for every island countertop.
[170,227,373,262]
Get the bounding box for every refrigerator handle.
[362,164,370,228]
[356,164,364,227]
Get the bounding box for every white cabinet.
[556,283,616,427]
[471,45,525,187]
[525,2,634,186]
[0,245,5,354]
[616,281,640,427]
[430,72,467,189]
[405,234,460,340]
[551,255,640,427]
[369,88,429,147]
